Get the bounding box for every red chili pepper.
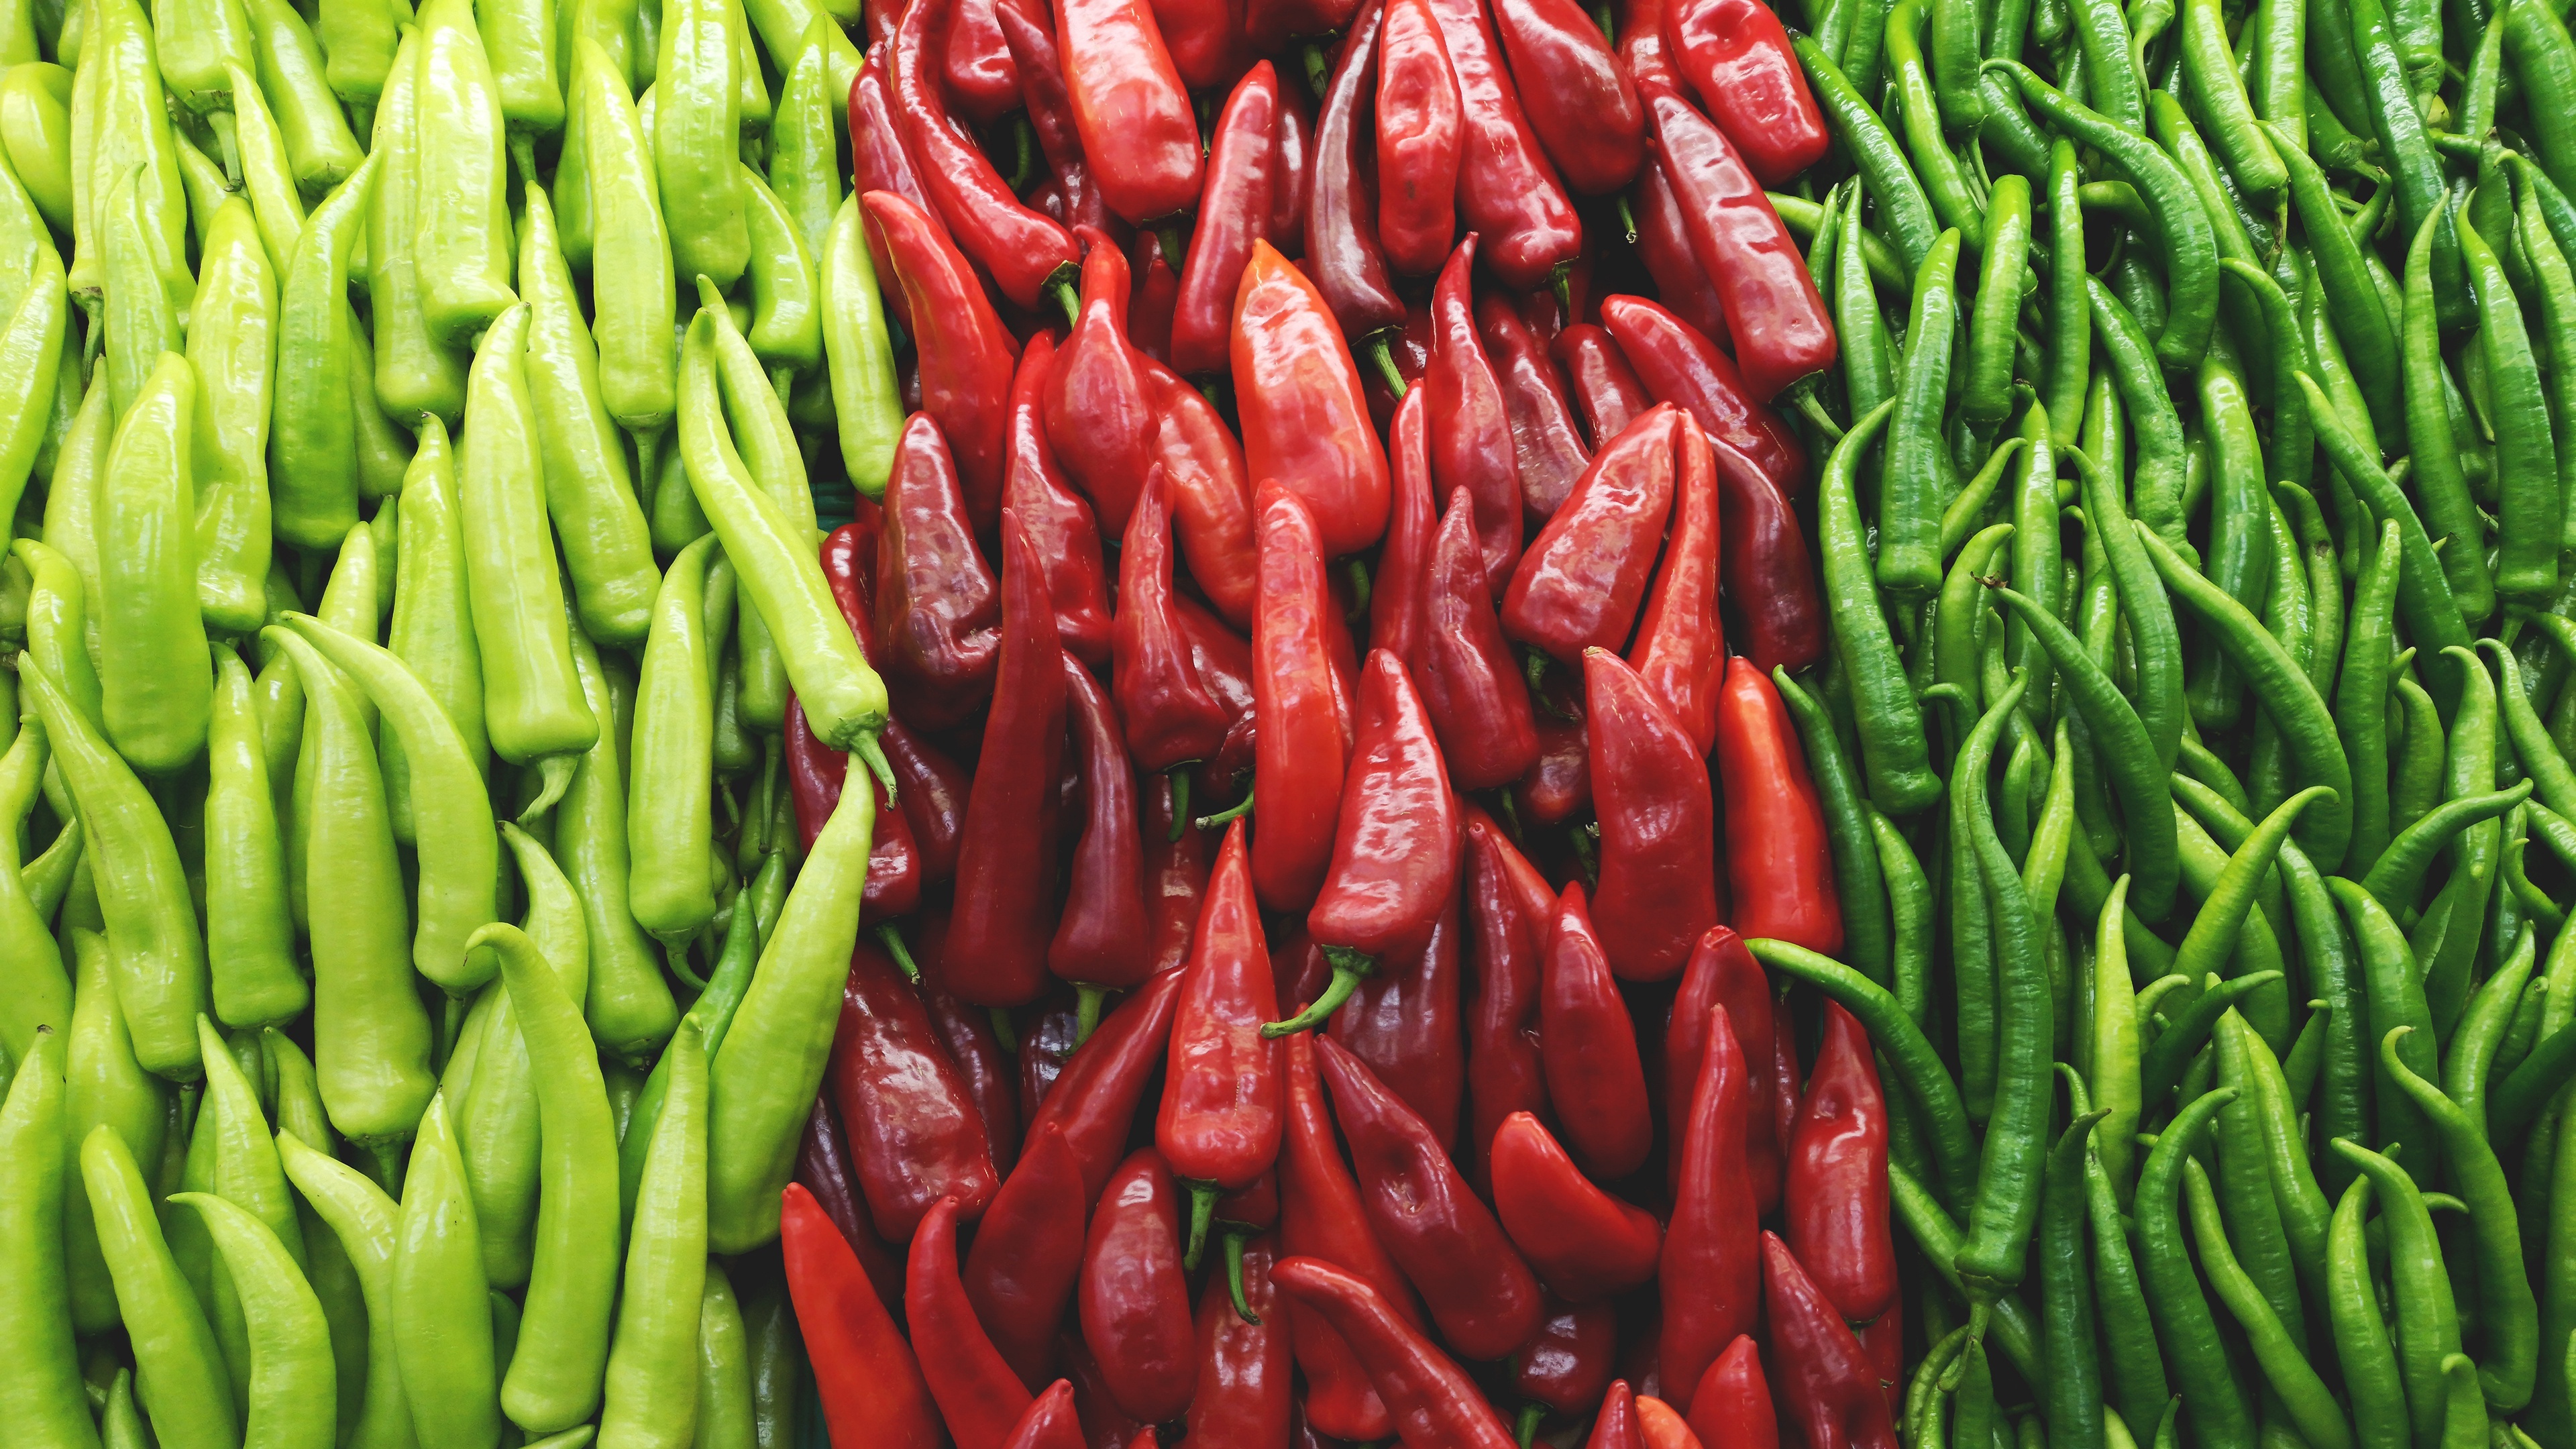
[911,1195,1039,1449]
[1626,413,1722,754]
[1597,294,1805,490]
[1489,1112,1662,1300]
[945,513,1069,1007]
[851,50,940,333]
[1512,1299,1618,1436]
[1144,775,1213,975]
[1665,926,1779,1213]
[1326,891,1465,1151]
[1271,83,1313,254]
[1762,1233,1901,1449]
[1174,62,1282,377]
[893,0,1081,313]
[1004,1382,1088,1449]
[1130,233,1178,361]
[1051,655,1155,1010]
[1278,1029,1419,1442]
[1501,405,1676,664]
[1079,1148,1199,1424]
[947,0,1029,123]
[1534,881,1654,1177]
[1268,1256,1522,1448]
[1631,162,1733,347]
[1419,0,1584,289]
[916,965,1020,1175]
[820,521,977,882]
[1234,243,1395,558]
[786,698,923,916]
[876,413,1003,729]
[1785,1002,1897,1324]
[1618,0,1677,83]
[1859,1302,1902,1415]
[1419,486,1542,790]
[1376,0,1464,276]
[1151,0,1252,88]
[1301,0,1407,350]
[1586,1381,1646,1449]
[793,1095,906,1314]
[1683,1335,1778,1449]
[1312,1034,1545,1360]
[1660,1005,1759,1419]
[1551,323,1652,448]
[1177,595,1260,786]
[1057,0,1205,224]
[1370,388,1436,669]
[865,193,1021,512]
[1635,1397,1707,1449]
[1715,657,1843,952]
[1140,356,1260,630]
[964,1122,1094,1391]
[1427,238,1526,589]
[1477,294,1592,519]
[1002,335,1116,662]
[783,1183,945,1448]
[830,939,1002,1240]
[1461,807,1554,1191]
[1246,482,1353,912]
[1158,820,1287,1260]
[1185,1235,1292,1441]
[1046,234,1161,535]
[1000,3,1134,257]
[1661,0,1828,184]
[1114,472,1233,784]
[1246,0,1360,49]
[1019,995,1083,1123]
[1584,647,1720,980]
[1707,437,1823,674]
[1063,1333,1154,1448]
[1513,713,1591,827]
[1024,965,1189,1197]
[1490,0,1645,193]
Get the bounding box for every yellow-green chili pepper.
[573,36,673,439]
[282,523,381,935]
[276,1126,415,1449]
[629,533,719,946]
[0,1030,98,1449]
[221,63,301,269]
[598,1014,710,1448]
[269,151,380,551]
[152,0,254,178]
[366,23,467,428]
[816,192,901,500]
[81,1123,235,1449]
[737,0,856,95]
[655,0,745,290]
[692,274,806,731]
[83,0,193,319]
[738,164,821,383]
[0,715,66,1060]
[386,416,488,825]
[483,0,561,163]
[95,347,211,773]
[189,1014,305,1272]
[559,0,639,89]
[240,0,360,188]
[0,107,56,327]
[0,64,74,232]
[205,649,304,1029]
[411,0,517,341]
[346,306,418,501]
[62,926,166,1334]
[185,195,276,638]
[0,236,63,537]
[169,1190,334,1449]
[98,164,176,419]
[389,1094,502,1449]
[556,612,679,1062]
[317,0,400,105]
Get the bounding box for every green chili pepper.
[692,1263,757,1449]
[2336,1138,2466,1448]
[1774,668,1894,987]
[630,533,721,948]
[2179,1159,2353,1449]
[1885,1161,2045,1379]
[2352,0,2465,332]
[411,0,517,341]
[692,274,811,733]
[557,613,680,1063]
[2507,0,2576,199]
[1793,35,1942,274]
[82,1122,236,1449]
[390,1093,503,1449]
[2134,1089,2257,1449]
[170,1189,333,1449]
[1815,402,1941,818]
[240,0,359,188]
[182,198,276,639]
[365,23,468,429]
[204,652,301,1032]
[60,924,165,1335]
[269,152,380,552]
[619,849,773,1226]
[1964,180,2031,427]
[384,417,489,836]
[80,0,193,318]
[0,718,68,1061]
[656,0,747,290]
[598,1016,709,1446]
[2451,925,2540,1128]
[816,191,904,500]
[739,166,822,382]
[94,346,213,775]
[0,1030,97,1449]
[0,235,63,535]
[2038,1097,2108,1449]
[2183,336,2269,735]
[2357,780,2530,918]
[572,38,676,441]
[1879,231,1961,598]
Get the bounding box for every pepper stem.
[667,938,710,991]
[1074,984,1109,1046]
[1364,333,1409,398]
[1048,266,1084,331]
[1007,115,1037,194]
[209,109,242,187]
[1615,193,1640,245]
[1344,557,1373,623]
[1788,382,1847,440]
[1302,41,1333,100]
[1550,262,1573,314]
[1517,1403,1547,1449]
[520,753,579,823]
[1223,1230,1260,1325]
[1183,1181,1219,1271]
[1196,787,1256,831]
[509,131,541,191]
[987,1007,1019,1053]
[1262,947,1375,1036]
[1169,768,1192,842]
[875,924,920,979]
[854,733,900,801]
[1569,822,1601,890]
[1156,221,1191,271]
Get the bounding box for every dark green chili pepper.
[2351,0,2467,331]
[1966,178,2033,424]
[2040,1102,2110,1449]
[2379,1024,2535,1410]
[1776,669,1894,987]
[2334,1138,2465,1449]
[1819,401,1943,815]
[2326,1174,2411,1449]
[1794,37,1944,274]
[1887,7,1988,250]
[1886,1159,2046,1379]
[2328,877,2438,1169]
[2082,281,2191,558]
[2135,1089,2257,1449]
[2457,201,2563,604]
[1882,232,1964,598]
[2449,926,2539,1129]
[2179,1159,2352,1449]
[2184,334,2273,735]
[2338,519,2404,877]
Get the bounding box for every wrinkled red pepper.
[1158,820,1287,1261]
[1598,294,1805,491]
[1513,1299,1619,1439]
[1003,1382,1087,1449]
[1234,242,1394,558]
[1684,1335,1778,1449]
[1536,881,1655,1177]
[830,938,1002,1240]
[1501,405,1677,664]
[1144,775,1212,975]
[1427,237,1526,589]
[1185,1234,1291,1438]
[1513,712,1591,827]
[1666,926,1779,1213]
[964,1122,1093,1391]
[1489,1111,1662,1301]
[1019,998,1083,1124]
[916,964,1020,1176]
[1491,0,1645,193]
[1715,657,1844,952]
[850,50,938,333]
[1478,293,1593,519]
[1371,388,1436,668]
[1114,470,1234,776]
[1709,435,1824,672]
[1141,357,1260,629]
[782,1183,945,1448]
[1661,0,1829,184]
[1326,892,1464,1152]
[794,1094,905,1313]
[1376,0,1464,276]
[1420,0,1584,289]
[947,0,1028,123]
[1052,655,1155,1009]
[1057,0,1206,223]
[1247,482,1352,912]
[1552,323,1652,447]
[893,0,1081,312]
[1586,1381,1646,1449]
[1024,965,1189,1197]
[786,698,922,916]
[1586,647,1720,981]
[1302,0,1407,349]
[1462,807,1554,1191]
[864,193,1019,515]
[1079,1148,1199,1424]
[1419,487,1541,790]
[876,413,1002,729]
[1002,335,1116,662]
[1278,1030,1418,1442]
[1660,1005,1760,1419]
[1269,1257,1521,1448]
[911,1195,1040,1449]
[1048,233,1160,534]
[1174,62,1282,377]
[819,520,973,881]
[1627,413,1723,754]
[1786,1003,1896,1324]
[1762,1233,1902,1449]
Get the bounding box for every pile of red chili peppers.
[794,0,1885,1439]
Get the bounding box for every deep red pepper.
[1615,1309,1664,1402]
[1536,881,1655,1177]
[820,520,975,881]
[1859,1302,1902,1414]
[1277,1029,1418,1442]
[1418,487,1541,790]
[1234,243,1395,558]
[1626,413,1723,754]
[1078,1149,1199,1424]
[1511,1299,1619,1433]
[787,698,922,916]
[1489,1111,1662,1300]
[783,1183,945,1448]
[1490,0,1645,193]
[1477,294,1592,519]
[1513,712,1590,827]
[1552,324,1652,448]
[1140,356,1260,629]
[851,50,940,333]
[1327,891,1464,1151]
[1269,82,1313,255]
[1063,1333,1154,1449]
[1708,435,1823,673]
[1375,0,1464,277]
[1023,965,1189,1197]
[1268,1257,1521,1448]
[1174,62,1282,377]
[1000,4,1134,264]
[1761,1233,1901,1449]
[865,193,1020,512]
[1419,0,1584,289]
[1462,806,1554,1192]
[793,1094,906,1315]
[1177,595,1260,786]
[1665,926,1778,1214]
[1715,656,1843,952]
[965,1122,1094,1390]
[1683,1335,1778,1448]
[1143,775,1212,975]
[1786,1002,1897,1325]
[1585,647,1719,981]
[1057,0,1206,223]
[1632,160,1734,346]
[1019,994,1083,1124]
[1428,237,1526,589]
[1301,0,1407,347]
[947,0,1028,123]
[1597,294,1805,492]
[1151,0,1252,88]
[1312,1034,1545,1360]
[911,1195,1039,1449]
[1185,1234,1291,1444]
[876,412,1002,729]
[1245,0,1358,48]
[1129,233,1179,362]
[830,939,1002,1239]
[1114,475,1232,786]
[893,0,1081,312]
[1002,335,1116,662]
[1247,482,1352,912]
[1661,0,1829,184]
[1370,388,1435,668]
[1660,1005,1759,1422]
[1158,820,1287,1255]
[1635,1396,1708,1449]
[1004,1382,1088,1449]
[944,513,1069,1006]
[916,967,1020,1176]
[1586,1381,1646,1449]
[1052,654,1155,1006]
[1501,405,1677,664]
[1047,233,1161,535]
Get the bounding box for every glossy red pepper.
[894,0,1081,312]
[1859,1303,1902,1415]
[1501,405,1677,664]
[1078,1149,1199,1424]
[1769,1007,1801,1212]
[1598,294,1804,490]
[1301,0,1407,347]
[1631,161,1734,346]
[1174,62,1283,377]
[794,1095,906,1314]
[1489,1112,1662,1300]
[1004,1382,1088,1449]
[1512,1299,1619,1436]
[1234,243,1394,558]
[916,965,1020,1176]
[1114,471,1232,780]
[1626,413,1723,754]
[1140,357,1260,629]
[1185,1234,1291,1442]
[1552,324,1652,447]
[830,939,1002,1239]
[1585,648,1720,980]
[1063,1333,1154,1448]
[1587,1381,1646,1449]
[1270,83,1314,254]
[1313,1034,1545,1360]
[1151,0,1251,87]
[1762,1234,1900,1449]
[1708,434,1824,673]
[1129,233,1178,361]
[1492,0,1645,193]
[1536,881,1655,1177]
[1057,0,1206,223]
[1277,1030,1419,1442]
[1247,482,1352,912]
[1024,965,1189,1197]
[1144,775,1213,974]
[1269,1257,1521,1448]
[1684,1335,1778,1448]
[851,50,940,333]
[1513,713,1591,827]
[1327,892,1464,1151]
[1786,1003,1896,1324]
[1478,294,1592,519]
[965,1123,1093,1391]
[1371,388,1435,667]
[1047,233,1159,535]
[947,0,1029,123]
[1420,0,1584,289]
[1002,335,1116,662]
[1662,0,1829,184]
[1428,238,1526,589]
[1376,0,1464,276]
[783,1183,945,1449]
[1177,596,1260,786]
[1635,1397,1707,1449]
[1052,655,1155,1009]
[865,193,1020,510]
[877,413,1002,729]
[1661,1005,1759,1418]
[1000,4,1132,264]
[1019,996,1083,1123]
[1462,808,1554,1191]
[911,1195,1039,1449]
[1666,926,1779,1214]
[1419,487,1542,790]
[820,520,976,882]
[1159,820,1287,1256]
[1715,657,1843,951]
[787,698,923,916]
[945,513,1069,1006]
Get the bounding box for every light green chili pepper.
[275,1125,414,1449]
[385,416,488,827]
[629,533,720,947]
[390,1094,502,1449]
[84,1122,236,1449]
[205,650,303,1028]
[599,1015,710,1448]
[574,36,675,439]
[557,613,679,1061]
[0,236,64,532]
[817,191,904,499]
[185,197,276,638]
[1,1030,98,1449]
[366,23,468,429]
[411,0,516,341]
[240,0,360,187]
[482,0,562,154]
[655,0,745,290]
[268,152,380,551]
[739,164,822,382]
[0,716,66,1061]
[60,926,165,1334]
[98,163,176,419]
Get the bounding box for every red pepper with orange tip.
[946,0,1028,123]
[1049,233,1161,535]
[1144,775,1212,973]
[1140,358,1260,629]
[786,700,922,916]
[1420,0,1584,289]
[1185,1235,1291,1440]
[945,514,1068,1007]
[1552,324,1652,447]
[1661,1006,1760,1419]
[1537,882,1655,1177]
[1115,470,1233,775]
[1708,435,1825,672]
[1173,63,1281,378]
[1052,655,1155,1011]
[865,193,1020,512]
[794,1095,905,1313]
[850,52,938,332]
[1715,657,1843,952]
[1513,1300,1619,1441]
[1586,648,1721,980]
[1158,820,1287,1263]
[1079,1149,1199,1424]
[1597,294,1803,491]
[876,413,1002,729]
[1271,1257,1523,1448]
[1278,1030,1417,1442]
[1326,894,1464,1150]
[1489,1112,1662,1300]
[1003,335,1115,662]
[1057,0,1206,224]
[1666,926,1780,1213]
[911,1195,1039,1449]
[1247,482,1352,911]
[1491,0,1646,192]
[1003,1383,1088,1449]
[1786,1004,1898,1324]
[1302,0,1407,352]
[1428,237,1525,588]
[1376,0,1464,277]
[1462,807,1553,1190]
[1371,389,1436,667]
[1313,1035,1545,1361]
[829,938,1002,1240]
[893,0,1082,313]
[820,519,974,880]
[1635,1397,1708,1449]
[1625,414,1722,753]
[1684,1336,1778,1449]
[1024,967,1190,1197]
[1479,294,1593,519]
[1234,243,1394,558]
[1762,1233,1902,1449]
[965,1123,1094,1391]
[1662,0,1829,184]
[782,1183,945,1449]
[1502,406,1676,663]
[1640,85,1835,403]
[1418,488,1541,790]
